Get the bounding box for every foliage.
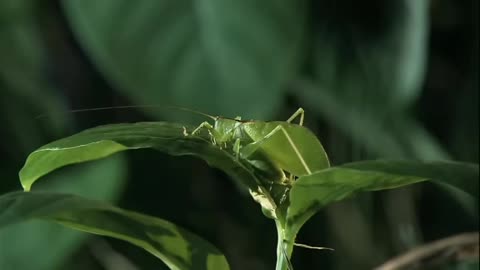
[0,120,477,269]
[0,0,477,269]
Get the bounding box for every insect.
[184,108,330,179]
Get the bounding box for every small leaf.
[285,160,478,240]
[0,191,229,270]
[340,160,479,198]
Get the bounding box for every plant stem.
[275,220,295,270]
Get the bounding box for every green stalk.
[275,220,294,270]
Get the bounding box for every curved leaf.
[295,80,450,160]
[0,191,229,270]
[1,155,127,270]
[340,160,479,198]
[61,0,306,119]
[285,160,479,240]
[19,122,278,216]
[313,0,428,112]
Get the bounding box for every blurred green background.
[0,0,477,269]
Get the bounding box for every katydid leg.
[187,121,220,146]
[190,121,214,135]
[286,108,304,126]
[241,125,312,175]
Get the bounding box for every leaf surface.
[0,191,229,270]
[313,0,428,112]
[0,155,127,270]
[19,122,278,216]
[285,160,479,240]
[61,0,306,119]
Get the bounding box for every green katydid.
[182,108,331,270]
[184,108,330,178]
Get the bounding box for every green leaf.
[342,160,480,218]
[312,0,428,112]
[61,0,306,119]
[295,0,439,160]
[295,80,449,160]
[0,155,127,270]
[340,161,479,198]
[0,191,230,270]
[285,160,479,240]
[19,122,278,217]
[0,2,70,153]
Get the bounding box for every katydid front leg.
[190,121,214,135]
[186,121,219,146]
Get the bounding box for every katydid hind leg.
[243,125,312,175]
[286,108,304,126]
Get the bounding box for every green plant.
[0,110,477,270]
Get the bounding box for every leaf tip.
[19,168,32,192]
[21,182,31,192]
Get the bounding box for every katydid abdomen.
[241,121,330,177]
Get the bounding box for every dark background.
[0,0,478,269]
